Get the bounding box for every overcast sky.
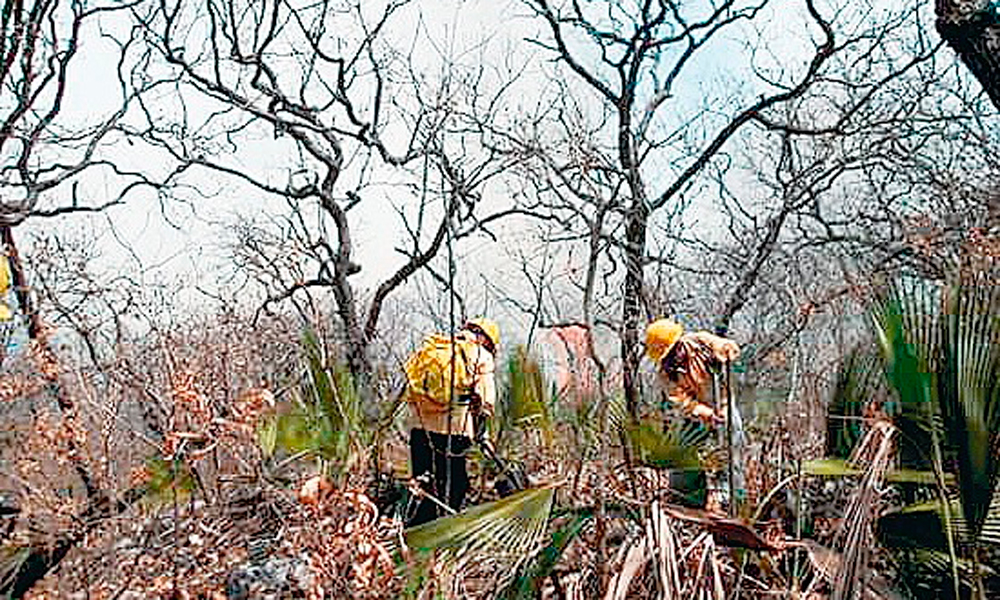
[13,0,951,351]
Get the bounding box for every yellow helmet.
[464,317,500,351]
[645,319,684,362]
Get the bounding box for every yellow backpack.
[404,334,479,407]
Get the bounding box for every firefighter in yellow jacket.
[645,319,740,424]
[404,318,499,526]
[645,318,742,508]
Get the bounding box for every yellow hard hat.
[465,317,500,350]
[645,319,684,362]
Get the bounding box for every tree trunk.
[622,202,649,421]
[935,0,1000,110]
[1,488,147,598]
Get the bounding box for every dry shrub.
[294,476,402,598]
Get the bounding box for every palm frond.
[142,455,196,506]
[938,276,1000,538]
[647,502,682,598]
[496,508,593,600]
[626,417,711,472]
[0,544,31,595]
[830,421,896,600]
[603,392,629,436]
[797,539,902,600]
[498,346,553,448]
[404,485,556,564]
[605,531,648,600]
[802,458,862,477]
[875,275,1000,536]
[802,458,948,485]
[560,391,627,461]
[604,504,682,599]
[504,346,550,424]
[302,328,336,422]
[890,548,994,596]
[303,329,364,437]
[258,328,367,477]
[826,348,886,458]
[816,273,1000,597]
[257,413,279,456]
[883,484,1000,548]
[873,278,959,598]
[871,282,939,467]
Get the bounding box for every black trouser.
[408,428,473,527]
[667,417,710,508]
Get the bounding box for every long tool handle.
[478,438,507,473]
[726,360,735,516]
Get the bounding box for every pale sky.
[13,0,959,355]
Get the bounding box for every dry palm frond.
[647,501,681,598]
[832,419,895,600]
[660,503,780,551]
[795,539,902,600]
[798,538,840,587]
[690,533,726,600]
[546,567,591,600]
[0,545,31,596]
[603,502,685,600]
[603,531,648,600]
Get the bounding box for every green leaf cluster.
[497,345,553,447]
[258,328,367,480]
[142,455,196,506]
[822,274,1000,597]
[627,418,711,471]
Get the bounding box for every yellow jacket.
[406,331,496,438]
[656,330,739,422]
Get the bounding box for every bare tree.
[0,0,165,389]
[0,0,153,228]
[505,0,1000,420]
[519,0,869,415]
[0,2,169,593]
[126,0,520,384]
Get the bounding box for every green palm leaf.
[496,508,593,600]
[142,455,196,506]
[858,274,1000,597]
[604,392,629,434]
[301,329,335,421]
[498,346,553,450]
[938,277,1000,538]
[872,284,939,468]
[826,348,885,458]
[627,417,711,471]
[258,328,366,476]
[802,458,951,485]
[883,486,1000,548]
[889,548,994,596]
[404,485,556,562]
[505,346,550,423]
